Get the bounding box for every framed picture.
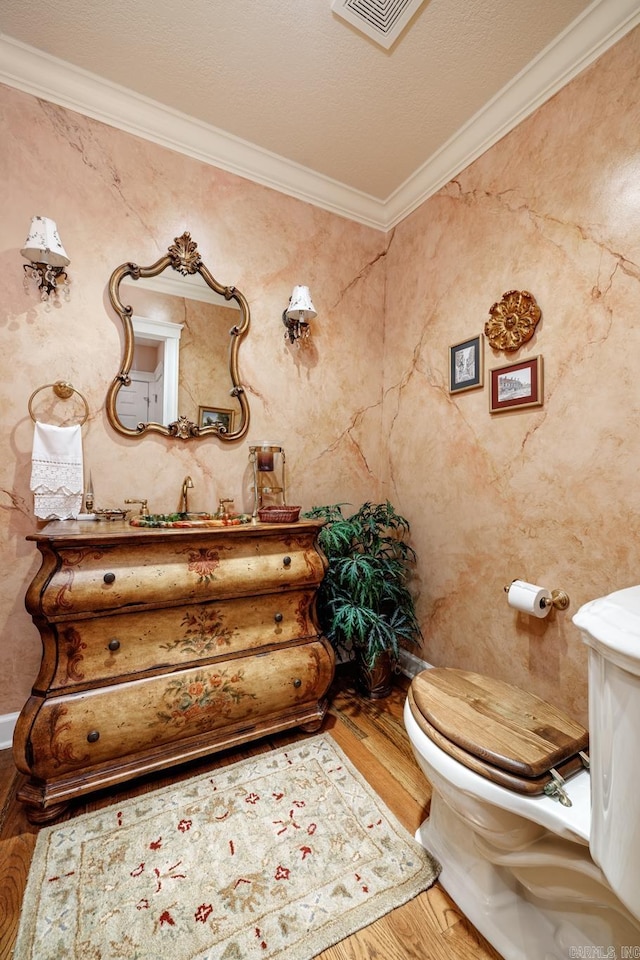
[489,355,543,413]
[449,335,484,393]
[198,406,235,432]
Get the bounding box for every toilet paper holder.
[503,582,570,611]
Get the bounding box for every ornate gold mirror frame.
[106,233,250,440]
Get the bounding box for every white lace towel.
[30,422,84,520]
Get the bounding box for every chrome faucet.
[181,476,194,514]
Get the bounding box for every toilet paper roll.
[507,580,552,618]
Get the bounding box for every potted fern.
[303,501,422,698]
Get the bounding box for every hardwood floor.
[0,669,503,960]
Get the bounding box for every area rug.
[14,734,440,960]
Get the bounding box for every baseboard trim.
[0,712,18,751]
[398,650,433,678]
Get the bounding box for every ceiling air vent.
[331,0,425,49]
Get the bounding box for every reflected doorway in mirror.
[115,315,182,429]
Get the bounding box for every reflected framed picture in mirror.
[198,406,235,432]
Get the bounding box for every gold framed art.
[489,356,543,413]
[449,335,484,394]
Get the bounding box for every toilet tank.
[573,585,640,922]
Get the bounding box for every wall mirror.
[106,232,250,440]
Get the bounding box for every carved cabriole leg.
[300,718,324,733]
[299,695,330,733]
[16,780,70,825]
[24,801,70,826]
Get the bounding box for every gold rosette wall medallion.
[484,290,541,352]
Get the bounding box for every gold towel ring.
[28,380,90,426]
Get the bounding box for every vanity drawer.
[38,534,325,617]
[22,642,334,780]
[45,589,319,689]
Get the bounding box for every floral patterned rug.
[15,735,440,960]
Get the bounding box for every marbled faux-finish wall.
[384,26,640,724]
[0,84,387,717]
[2,24,639,728]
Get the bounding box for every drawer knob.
[282,556,292,567]
[293,678,302,688]
[108,638,121,651]
[87,730,100,743]
[103,572,116,584]
[274,613,283,623]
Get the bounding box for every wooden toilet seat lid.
[409,667,588,783]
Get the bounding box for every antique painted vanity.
[14,518,334,823]
[14,235,335,823]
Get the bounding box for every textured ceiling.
[0,0,595,200]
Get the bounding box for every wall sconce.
[21,216,71,307]
[282,285,316,345]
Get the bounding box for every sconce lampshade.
[21,216,70,267]
[285,285,317,321]
[283,285,317,345]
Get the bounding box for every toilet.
[404,584,640,960]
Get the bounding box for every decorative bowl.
[257,505,301,523]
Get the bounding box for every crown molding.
[1,1,639,233]
[0,33,384,228]
[383,0,640,228]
